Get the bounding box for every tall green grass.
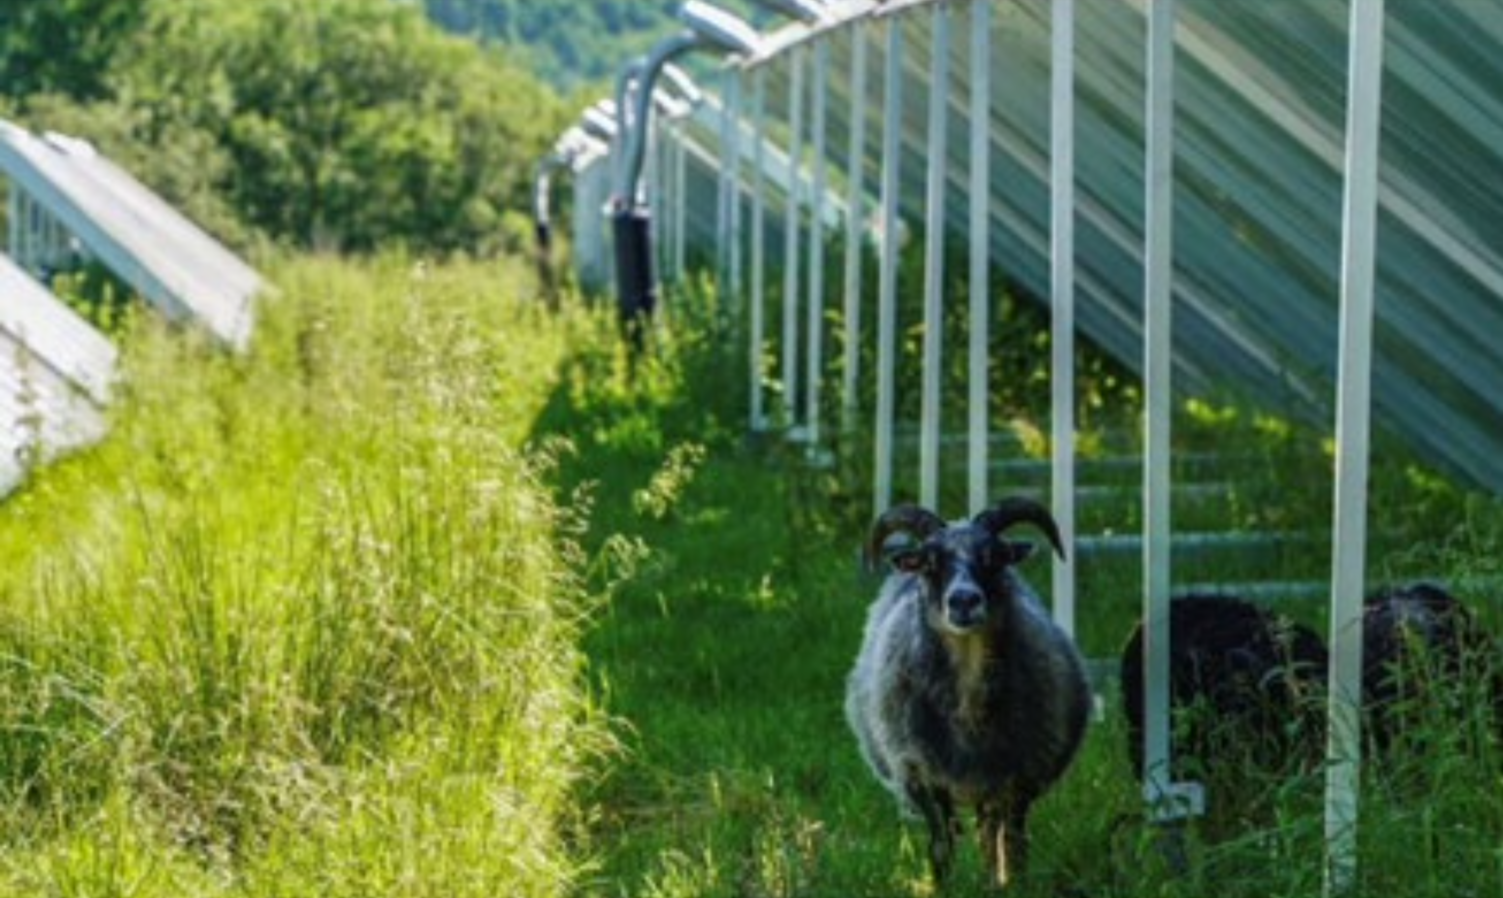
[0,254,611,896]
[4,255,1498,896]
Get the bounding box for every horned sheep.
[844,497,1090,888]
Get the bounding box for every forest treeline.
[419,0,761,91]
[0,0,568,257]
[423,0,678,89]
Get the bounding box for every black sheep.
[1119,594,1328,801]
[1361,582,1502,754]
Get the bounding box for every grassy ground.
[0,254,610,896]
[533,282,1503,897]
[3,259,1499,896]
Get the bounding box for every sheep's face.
[888,524,1036,635]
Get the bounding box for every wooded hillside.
[1,0,565,256]
[420,0,763,90]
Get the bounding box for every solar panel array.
[2,119,265,496]
[571,0,1503,496]
[0,252,116,497]
[555,4,1498,883]
[1,121,261,350]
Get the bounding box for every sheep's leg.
[979,796,1031,889]
[978,801,1004,885]
[1003,802,1031,888]
[907,780,957,884]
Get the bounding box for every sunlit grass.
[3,256,1498,896]
[0,253,611,896]
[541,278,1503,897]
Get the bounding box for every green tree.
[419,0,766,91]
[111,0,565,255]
[0,0,143,101]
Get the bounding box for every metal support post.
[1050,0,1077,633]
[1324,2,1385,893]
[717,69,737,290]
[783,46,807,429]
[919,2,950,510]
[1141,0,1185,818]
[874,14,904,512]
[968,0,992,515]
[751,66,770,431]
[841,22,870,437]
[806,37,831,451]
[728,70,746,312]
[671,125,687,280]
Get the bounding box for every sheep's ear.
[1000,540,1037,565]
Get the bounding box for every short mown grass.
[537,279,1503,897]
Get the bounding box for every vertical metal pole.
[729,71,746,314]
[46,209,64,270]
[1325,2,1385,893]
[783,47,807,429]
[718,69,736,289]
[665,121,677,276]
[874,16,904,513]
[22,193,36,273]
[663,123,677,283]
[40,205,55,270]
[1051,0,1077,634]
[807,38,831,449]
[968,0,992,516]
[7,187,20,262]
[672,124,687,280]
[572,159,592,286]
[841,22,870,437]
[586,160,610,288]
[919,3,950,509]
[645,111,665,282]
[602,154,618,290]
[651,118,667,278]
[751,65,770,432]
[15,191,28,272]
[1142,0,1176,810]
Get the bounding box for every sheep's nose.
[945,588,986,629]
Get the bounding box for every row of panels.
[566,0,1503,495]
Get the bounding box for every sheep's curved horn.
[974,497,1067,561]
[866,504,946,569]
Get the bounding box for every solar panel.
[0,120,262,350]
[642,0,1503,493]
[0,251,116,497]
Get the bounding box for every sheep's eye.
[889,548,929,574]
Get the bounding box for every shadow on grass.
[523,292,936,896]
[520,290,1140,897]
[524,286,1503,898]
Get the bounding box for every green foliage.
[421,0,675,89]
[0,0,143,101]
[109,0,564,255]
[419,0,764,91]
[4,0,565,258]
